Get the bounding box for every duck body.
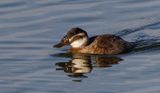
[54,28,134,55]
[70,34,134,54]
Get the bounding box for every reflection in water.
[94,56,122,67]
[56,57,92,78]
[54,53,122,81]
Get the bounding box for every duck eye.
[63,36,68,40]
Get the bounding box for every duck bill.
[53,42,68,48]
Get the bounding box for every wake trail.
[115,21,160,37]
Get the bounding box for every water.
[0,0,160,93]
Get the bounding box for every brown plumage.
[54,27,134,55]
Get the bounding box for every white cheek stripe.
[70,37,87,48]
[69,33,85,42]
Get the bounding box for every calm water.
[0,0,160,93]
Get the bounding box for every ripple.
[120,0,160,8]
[0,0,104,31]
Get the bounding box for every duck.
[53,27,134,54]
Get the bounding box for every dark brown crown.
[66,27,88,39]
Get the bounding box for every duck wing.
[93,35,124,49]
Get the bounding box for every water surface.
[0,0,160,93]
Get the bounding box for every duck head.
[54,27,88,48]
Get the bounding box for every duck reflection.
[54,53,122,81]
[55,54,92,79]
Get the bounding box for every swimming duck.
[54,27,134,54]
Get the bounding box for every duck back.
[80,35,134,54]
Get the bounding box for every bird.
[53,27,134,54]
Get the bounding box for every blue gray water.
[0,0,160,93]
